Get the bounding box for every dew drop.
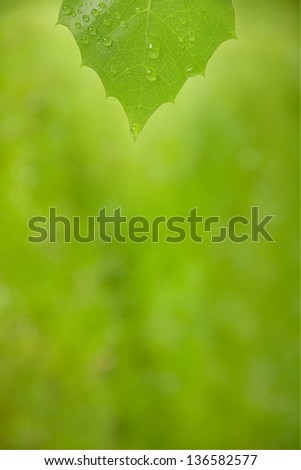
[75,22,81,29]
[62,5,72,16]
[186,66,195,75]
[103,19,110,25]
[130,123,141,136]
[99,2,106,8]
[91,9,99,17]
[148,41,160,60]
[115,12,121,20]
[188,32,195,42]
[81,35,90,45]
[88,26,97,36]
[83,15,90,22]
[103,37,112,47]
[145,67,157,82]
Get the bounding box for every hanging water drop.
[83,15,90,22]
[91,9,99,17]
[130,123,141,136]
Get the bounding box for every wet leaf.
[58,0,236,138]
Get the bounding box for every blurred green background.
[0,0,299,450]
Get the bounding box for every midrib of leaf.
[131,0,153,139]
[145,0,152,39]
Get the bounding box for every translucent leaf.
[58,0,236,138]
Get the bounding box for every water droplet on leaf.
[148,41,160,60]
[62,5,72,16]
[103,37,112,47]
[145,67,157,82]
[130,123,141,136]
[81,35,90,45]
[88,27,97,36]
[186,66,195,75]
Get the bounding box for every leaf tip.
[229,29,238,40]
[130,123,142,141]
[56,18,64,27]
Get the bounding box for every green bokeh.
[0,0,299,449]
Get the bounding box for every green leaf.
[58,0,236,138]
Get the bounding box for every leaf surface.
[58,0,235,137]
